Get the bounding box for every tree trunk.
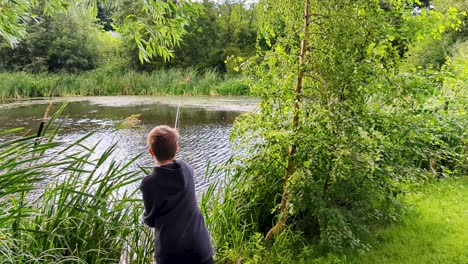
[265,0,310,240]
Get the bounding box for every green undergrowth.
[205,176,468,264]
[0,68,250,99]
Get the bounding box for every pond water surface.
[0,96,257,191]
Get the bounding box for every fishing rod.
[174,97,181,129]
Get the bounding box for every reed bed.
[0,69,249,99]
[0,104,153,263]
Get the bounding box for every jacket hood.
[151,160,187,194]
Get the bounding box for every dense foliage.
[113,0,258,72]
[0,6,109,73]
[0,69,249,98]
[0,0,197,63]
[0,0,258,74]
[202,0,467,261]
[0,0,69,46]
[171,0,258,72]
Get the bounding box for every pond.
[0,96,258,192]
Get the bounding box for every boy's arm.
[140,177,164,228]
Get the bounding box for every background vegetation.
[0,69,249,99]
[0,0,467,263]
[0,0,259,98]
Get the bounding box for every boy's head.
[147,125,179,162]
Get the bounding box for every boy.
[140,125,214,264]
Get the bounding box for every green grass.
[341,177,468,264]
[0,68,250,99]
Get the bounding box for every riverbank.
[0,96,259,112]
[0,69,250,99]
[343,177,467,264]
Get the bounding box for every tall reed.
[0,68,250,99]
[0,104,153,263]
[200,160,317,264]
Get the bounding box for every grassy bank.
[204,176,467,264]
[0,68,250,99]
[343,177,467,264]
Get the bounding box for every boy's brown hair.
[147,125,179,161]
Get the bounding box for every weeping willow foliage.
[0,0,70,46]
[0,0,198,62]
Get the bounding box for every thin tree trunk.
[265,0,310,240]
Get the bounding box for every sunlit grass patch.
[342,177,468,264]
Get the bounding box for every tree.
[218,0,258,72]
[96,0,115,31]
[171,0,258,71]
[222,0,467,251]
[170,1,224,70]
[0,0,198,62]
[264,0,310,241]
[0,4,113,73]
[0,0,69,47]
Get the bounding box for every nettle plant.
[228,0,467,250]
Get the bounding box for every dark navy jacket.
[140,160,214,264]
